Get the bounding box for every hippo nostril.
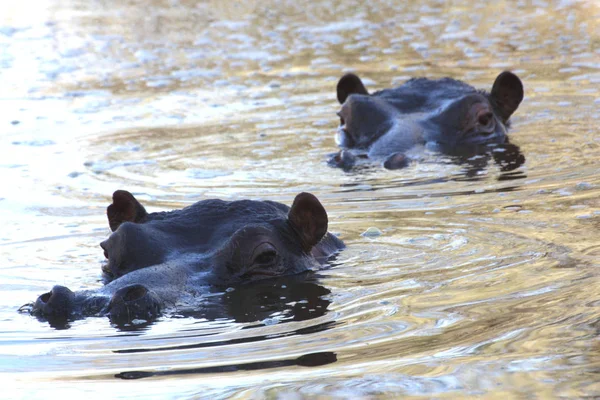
[122,285,148,302]
[108,284,161,325]
[33,285,75,319]
[330,150,357,171]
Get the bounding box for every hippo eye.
[478,112,494,127]
[252,243,278,265]
[254,251,277,265]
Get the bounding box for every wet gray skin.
[332,71,524,170]
[30,191,344,325]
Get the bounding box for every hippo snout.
[33,285,75,318]
[107,284,161,324]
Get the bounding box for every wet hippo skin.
[29,191,344,326]
[331,71,524,170]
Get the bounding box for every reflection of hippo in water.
[331,71,524,170]
[28,191,344,327]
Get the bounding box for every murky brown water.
[1,0,600,398]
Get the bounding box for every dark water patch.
[115,351,337,380]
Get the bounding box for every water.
[1,0,600,398]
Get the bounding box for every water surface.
[1,0,600,398]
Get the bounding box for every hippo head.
[100,191,340,284]
[334,71,524,167]
[28,191,344,327]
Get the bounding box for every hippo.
[27,191,344,327]
[331,71,524,170]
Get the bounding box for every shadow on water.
[115,351,338,380]
[213,273,332,324]
[453,142,526,180]
[109,274,340,380]
[110,273,339,358]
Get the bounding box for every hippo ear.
[107,190,148,232]
[288,192,328,252]
[337,73,369,104]
[490,71,524,123]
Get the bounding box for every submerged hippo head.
[332,71,524,169]
[29,191,344,326]
[101,191,342,282]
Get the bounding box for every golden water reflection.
[0,0,599,398]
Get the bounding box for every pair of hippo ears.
[106,191,328,252]
[336,71,524,122]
